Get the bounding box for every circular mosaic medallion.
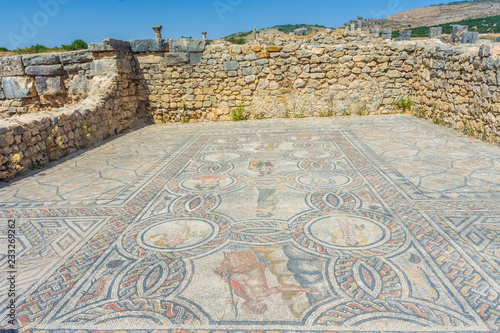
[290,210,406,257]
[123,214,231,258]
[139,219,217,251]
[305,215,388,249]
[168,173,246,194]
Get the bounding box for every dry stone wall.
[0,45,139,180]
[1,30,500,180]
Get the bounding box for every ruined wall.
[0,50,92,118]
[0,43,139,180]
[413,43,500,143]
[1,30,500,180]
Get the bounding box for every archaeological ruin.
[1,25,500,179]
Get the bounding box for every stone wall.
[0,46,138,180]
[1,30,500,180]
[0,50,93,118]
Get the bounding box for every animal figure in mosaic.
[149,221,191,248]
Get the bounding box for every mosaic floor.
[1,115,500,333]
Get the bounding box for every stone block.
[266,45,283,52]
[22,53,60,66]
[67,74,88,95]
[382,28,392,40]
[429,27,443,38]
[223,61,240,71]
[90,59,132,75]
[59,51,93,65]
[461,32,478,44]
[450,25,468,43]
[169,38,206,53]
[25,65,65,76]
[370,28,380,37]
[164,52,190,66]
[190,52,202,65]
[398,30,412,41]
[130,39,169,52]
[0,56,25,76]
[88,38,131,52]
[35,76,64,95]
[2,76,37,98]
[294,28,307,36]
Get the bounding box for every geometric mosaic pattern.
[1,115,500,332]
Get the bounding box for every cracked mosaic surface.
[1,115,500,333]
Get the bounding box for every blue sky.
[0,0,451,49]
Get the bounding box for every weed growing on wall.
[231,103,245,121]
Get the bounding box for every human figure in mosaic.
[215,249,316,315]
[248,161,285,217]
[330,217,378,246]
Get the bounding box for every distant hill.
[365,0,500,30]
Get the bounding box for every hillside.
[365,0,500,29]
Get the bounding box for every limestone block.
[2,76,37,98]
[25,65,65,76]
[164,53,190,66]
[130,39,169,52]
[136,54,165,64]
[59,51,93,65]
[169,39,206,53]
[224,61,240,71]
[283,43,297,53]
[67,74,89,95]
[91,59,132,75]
[88,38,131,52]
[190,53,202,65]
[266,45,283,52]
[35,76,64,95]
[22,53,60,66]
[0,56,25,76]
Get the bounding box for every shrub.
[226,36,246,45]
[231,103,245,121]
[61,39,88,51]
[0,47,8,52]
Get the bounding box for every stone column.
[345,23,350,31]
[382,28,392,40]
[357,16,364,31]
[429,27,442,38]
[152,25,162,39]
[202,31,207,40]
[350,20,356,31]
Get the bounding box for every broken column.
[357,16,363,31]
[370,28,380,38]
[345,23,350,31]
[202,31,207,40]
[350,20,356,31]
[382,28,392,40]
[450,25,468,43]
[152,25,162,39]
[461,31,478,44]
[429,27,442,38]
